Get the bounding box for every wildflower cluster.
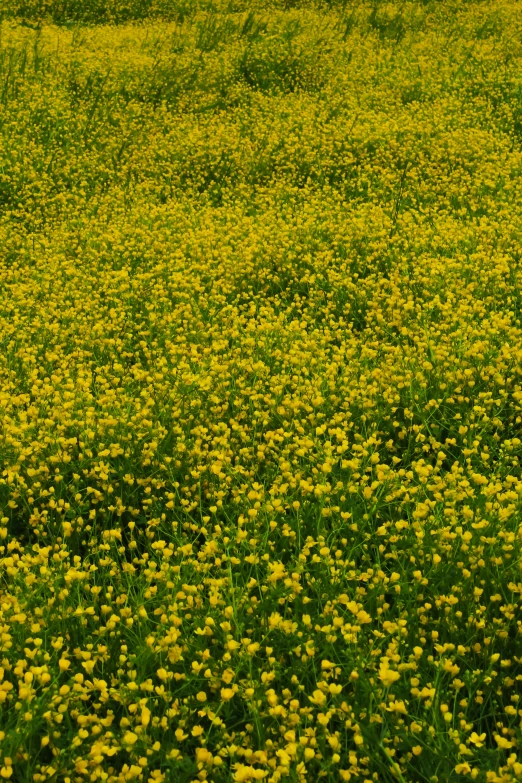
[1,1,522,781]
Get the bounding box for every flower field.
[1,0,522,781]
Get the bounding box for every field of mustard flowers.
[1,1,522,781]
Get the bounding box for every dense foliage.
[1,2,522,782]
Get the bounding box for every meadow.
[1,1,522,781]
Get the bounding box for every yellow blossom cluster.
[1,1,522,782]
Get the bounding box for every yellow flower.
[148,772,165,783]
[379,664,400,688]
[455,763,471,775]
[494,734,514,750]
[309,689,326,706]
[233,765,268,781]
[469,732,486,747]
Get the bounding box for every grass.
[1,1,522,782]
